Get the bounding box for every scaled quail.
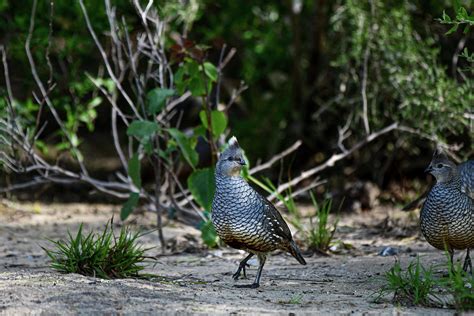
[403,157,474,211]
[421,148,473,273]
[211,137,306,288]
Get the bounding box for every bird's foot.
[462,257,472,274]
[232,263,250,280]
[234,282,259,289]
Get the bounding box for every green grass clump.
[42,221,152,279]
[442,257,474,311]
[305,194,338,253]
[376,255,473,311]
[376,257,439,306]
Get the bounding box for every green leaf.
[174,68,186,95]
[127,120,160,140]
[188,167,215,211]
[168,128,198,168]
[128,154,141,188]
[147,88,175,115]
[121,192,140,221]
[186,61,200,76]
[203,62,218,82]
[199,220,218,248]
[189,77,206,96]
[445,24,458,35]
[199,110,228,138]
[194,125,207,138]
[441,10,451,22]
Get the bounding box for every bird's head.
[216,136,246,177]
[425,147,458,183]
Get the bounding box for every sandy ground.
[0,199,465,315]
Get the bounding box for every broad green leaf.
[174,68,186,95]
[194,125,207,138]
[189,77,206,96]
[199,220,218,248]
[199,110,227,138]
[121,192,139,220]
[203,62,218,82]
[186,61,200,76]
[128,153,141,188]
[147,88,175,115]
[168,128,198,168]
[188,167,215,211]
[127,120,160,140]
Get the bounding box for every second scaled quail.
[211,136,306,288]
[403,155,474,211]
[421,148,473,273]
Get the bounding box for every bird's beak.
[424,165,433,173]
[238,158,246,166]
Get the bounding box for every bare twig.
[249,140,302,175]
[268,122,399,201]
[274,178,327,207]
[0,46,15,109]
[225,81,248,111]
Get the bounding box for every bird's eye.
[436,163,443,168]
[227,157,234,161]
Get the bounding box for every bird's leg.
[449,248,455,274]
[232,253,254,280]
[463,249,472,274]
[234,254,266,289]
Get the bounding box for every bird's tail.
[289,240,306,265]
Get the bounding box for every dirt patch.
[0,199,459,314]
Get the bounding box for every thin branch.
[249,140,302,175]
[268,122,399,201]
[0,46,15,110]
[156,91,192,122]
[274,178,327,207]
[225,81,248,111]
[361,34,370,135]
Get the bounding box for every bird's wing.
[460,160,474,199]
[258,193,293,241]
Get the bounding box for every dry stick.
[45,0,54,87]
[274,178,327,207]
[105,0,124,74]
[396,125,463,162]
[1,46,15,109]
[361,0,377,136]
[225,81,248,111]
[133,0,166,88]
[164,164,205,221]
[86,74,129,125]
[361,38,370,135]
[249,140,302,175]
[111,107,128,172]
[156,91,192,122]
[121,17,146,112]
[451,36,467,78]
[78,0,141,119]
[0,119,137,198]
[268,122,399,201]
[152,137,166,252]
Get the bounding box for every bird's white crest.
[228,136,239,147]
